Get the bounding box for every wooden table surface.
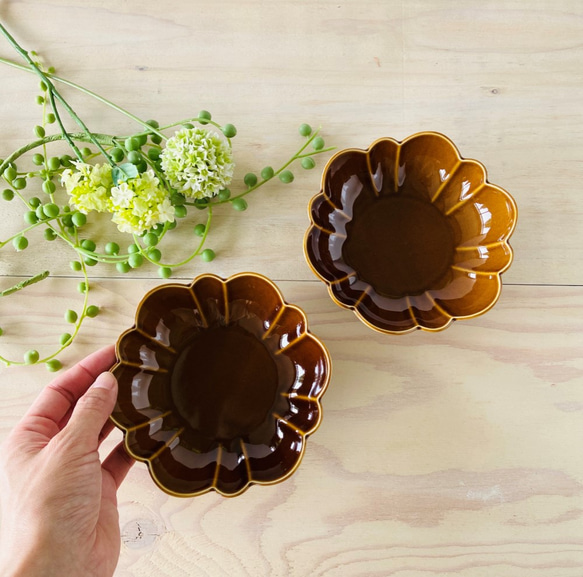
[1,1,582,575]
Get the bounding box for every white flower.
[160,127,234,199]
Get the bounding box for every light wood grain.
[1,0,583,575]
[1,279,582,575]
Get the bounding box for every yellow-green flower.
[110,170,175,234]
[160,127,234,199]
[61,162,113,213]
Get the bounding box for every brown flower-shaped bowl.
[111,273,330,497]
[304,132,518,334]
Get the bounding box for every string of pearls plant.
[0,24,334,371]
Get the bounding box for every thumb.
[65,372,118,449]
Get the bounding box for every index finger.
[23,345,117,431]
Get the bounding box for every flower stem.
[0,23,114,164]
[0,55,165,140]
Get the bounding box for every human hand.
[0,345,134,577]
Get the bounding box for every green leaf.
[112,163,139,185]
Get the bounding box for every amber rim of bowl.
[303,131,518,335]
[110,271,332,498]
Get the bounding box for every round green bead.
[42,180,56,195]
[43,203,60,218]
[46,359,62,372]
[3,166,16,181]
[312,136,325,150]
[72,212,87,227]
[125,137,140,151]
[13,177,26,190]
[81,239,96,252]
[127,243,139,254]
[147,147,161,161]
[222,123,237,138]
[60,154,73,168]
[84,257,98,267]
[175,205,187,218]
[47,157,60,171]
[261,166,275,180]
[70,261,82,272]
[36,95,44,105]
[78,281,88,293]
[244,173,258,187]
[29,197,41,208]
[143,232,158,247]
[135,133,148,147]
[146,119,160,129]
[111,148,125,162]
[34,125,45,138]
[81,147,92,157]
[32,153,44,166]
[35,205,46,220]
[128,253,143,268]
[158,266,172,279]
[182,122,194,129]
[86,305,100,318]
[46,113,56,124]
[299,123,312,137]
[128,150,141,164]
[2,189,14,201]
[147,248,162,262]
[116,262,131,274]
[24,211,38,225]
[231,198,248,211]
[24,349,40,364]
[217,188,231,201]
[105,242,120,255]
[301,157,316,170]
[150,134,163,145]
[201,248,216,262]
[198,110,212,125]
[62,214,73,227]
[194,223,206,237]
[279,170,294,184]
[167,220,177,230]
[65,309,78,323]
[44,228,57,241]
[59,333,72,346]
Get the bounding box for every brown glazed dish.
[304,132,518,334]
[111,273,330,497]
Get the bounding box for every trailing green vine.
[0,24,334,370]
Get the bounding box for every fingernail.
[92,372,117,390]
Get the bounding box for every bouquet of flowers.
[0,23,333,370]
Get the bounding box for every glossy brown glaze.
[111,273,331,498]
[343,194,455,298]
[304,132,518,333]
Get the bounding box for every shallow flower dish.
[304,132,518,334]
[111,273,330,497]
